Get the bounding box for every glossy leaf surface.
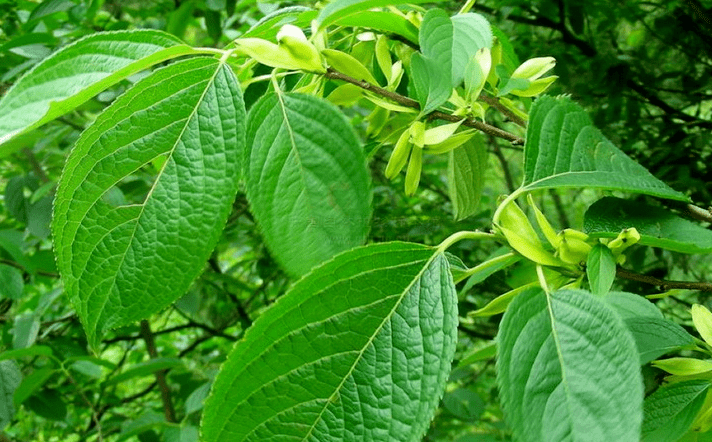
[201,242,458,442]
[52,57,245,349]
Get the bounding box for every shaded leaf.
[0,264,24,300]
[0,360,21,428]
[643,380,709,442]
[584,197,712,253]
[626,316,695,364]
[26,389,66,421]
[201,242,458,442]
[13,368,55,407]
[105,358,183,386]
[448,135,488,220]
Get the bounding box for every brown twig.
[139,320,176,423]
[616,267,712,292]
[478,93,527,127]
[323,68,525,145]
[685,204,712,223]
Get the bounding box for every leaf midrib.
[301,249,443,441]
[86,60,225,341]
[214,256,428,437]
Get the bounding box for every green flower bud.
[511,56,556,81]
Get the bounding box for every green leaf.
[245,93,371,277]
[497,288,643,442]
[333,11,418,43]
[105,358,183,386]
[450,13,493,85]
[0,230,34,273]
[643,380,710,442]
[12,312,39,349]
[457,342,496,367]
[242,7,316,40]
[52,57,246,349]
[604,291,663,320]
[584,197,712,254]
[410,53,451,116]
[164,425,200,442]
[317,0,429,27]
[13,368,55,407]
[0,346,54,362]
[201,241,458,442]
[0,264,23,300]
[322,49,378,84]
[448,135,488,220]
[443,387,485,420]
[586,243,616,296]
[521,96,688,201]
[26,389,67,421]
[626,316,696,364]
[0,360,21,429]
[0,30,199,149]
[460,251,520,293]
[185,382,211,415]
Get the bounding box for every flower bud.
[276,24,325,73]
[510,76,558,97]
[385,130,412,179]
[511,56,556,81]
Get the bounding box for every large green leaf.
[642,380,710,441]
[201,241,458,442]
[245,93,371,277]
[448,135,488,220]
[52,57,245,349]
[0,30,199,149]
[497,288,643,442]
[584,197,712,254]
[317,0,430,27]
[521,96,687,201]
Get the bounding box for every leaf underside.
[52,57,245,349]
[498,288,643,442]
[522,95,688,201]
[201,241,458,442]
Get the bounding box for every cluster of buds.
[385,120,474,195]
[494,195,641,270]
